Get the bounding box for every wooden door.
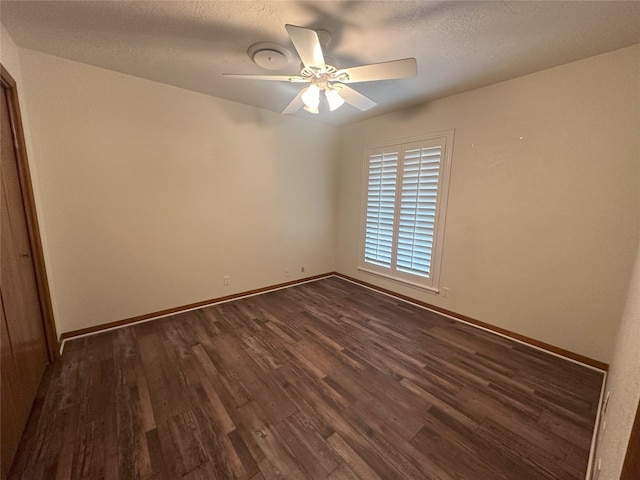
[0,65,54,478]
[0,296,29,478]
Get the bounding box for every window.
[359,131,453,292]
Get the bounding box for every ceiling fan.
[223,24,417,115]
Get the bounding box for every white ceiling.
[1,1,639,126]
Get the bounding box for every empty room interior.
[1,1,639,479]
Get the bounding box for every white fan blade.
[338,58,417,83]
[285,24,326,71]
[335,84,377,111]
[222,73,307,82]
[282,89,305,114]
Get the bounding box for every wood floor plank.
[233,401,309,480]
[145,427,167,478]
[9,277,603,480]
[325,463,359,480]
[274,411,342,479]
[187,405,247,480]
[325,433,381,480]
[162,410,209,477]
[537,409,594,451]
[276,366,404,479]
[485,413,589,477]
[54,441,75,480]
[340,400,455,480]
[270,366,335,440]
[137,331,190,425]
[411,419,512,480]
[182,349,236,436]
[227,429,260,479]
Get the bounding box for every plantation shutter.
[396,145,442,278]
[364,150,398,268]
[359,130,452,291]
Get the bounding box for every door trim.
[1,63,59,361]
[621,398,640,479]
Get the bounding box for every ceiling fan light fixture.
[303,104,320,114]
[325,88,345,111]
[225,25,417,116]
[301,84,320,114]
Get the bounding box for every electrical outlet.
[301,266,305,272]
[223,276,231,286]
[442,287,449,298]
[284,268,290,277]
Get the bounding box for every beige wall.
[7,25,639,363]
[17,48,338,335]
[595,237,640,479]
[1,25,59,320]
[1,24,21,80]
[336,44,640,363]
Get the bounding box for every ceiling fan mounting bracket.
[247,42,292,71]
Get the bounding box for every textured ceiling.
[1,1,639,126]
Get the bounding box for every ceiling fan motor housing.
[225,25,417,115]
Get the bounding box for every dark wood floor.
[9,277,604,479]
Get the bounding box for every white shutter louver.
[364,151,398,268]
[359,130,452,291]
[396,146,441,277]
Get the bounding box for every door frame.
[1,63,59,361]
[621,398,640,479]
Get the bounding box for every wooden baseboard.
[59,271,609,371]
[333,272,608,371]
[59,273,333,341]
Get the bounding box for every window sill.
[357,267,439,295]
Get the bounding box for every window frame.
[358,130,454,293]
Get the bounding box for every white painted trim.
[338,274,606,373]
[357,129,455,292]
[357,266,439,294]
[366,129,457,150]
[57,271,606,480]
[585,375,608,480]
[58,275,331,349]
[60,272,606,374]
